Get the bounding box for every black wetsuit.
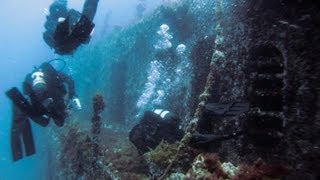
[129,110,184,154]
[129,108,244,153]
[22,62,75,126]
[43,0,99,55]
[6,62,75,161]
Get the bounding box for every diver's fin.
[205,102,249,116]
[21,117,35,157]
[205,102,233,115]
[11,120,23,161]
[6,87,34,116]
[71,15,94,43]
[225,102,250,116]
[6,87,49,127]
[10,105,36,161]
[190,131,243,146]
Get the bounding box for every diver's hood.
[31,71,47,95]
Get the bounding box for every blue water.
[0,1,52,179]
[0,0,162,179]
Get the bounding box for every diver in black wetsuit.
[129,109,184,154]
[6,61,81,161]
[129,104,248,154]
[129,102,249,154]
[43,0,100,55]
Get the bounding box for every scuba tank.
[153,109,170,119]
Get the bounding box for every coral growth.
[144,141,180,169]
[183,153,287,180]
[58,123,150,179]
[185,153,228,180]
[144,141,197,178]
[233,159,288,180]
[92,94,106,139]
[58,95,112,179]
[60,0,319,178]
[58,124,111,179]
[58,93,150,179]
[221,162,238,177]
[100,129,149,179]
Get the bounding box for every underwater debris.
[92,94,106,141]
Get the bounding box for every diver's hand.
[32,115,50,127]
[42,98,53,109]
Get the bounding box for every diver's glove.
[71,97,82,110]
[42,98,54,109]
[32,115,50,127]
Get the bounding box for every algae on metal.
[144,141,180,168]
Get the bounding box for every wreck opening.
[246,44,285,147]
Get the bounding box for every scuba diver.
[129,102,249,154]
[6,60,81,161]
[129,109,184,154]
[43,0,100,55]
